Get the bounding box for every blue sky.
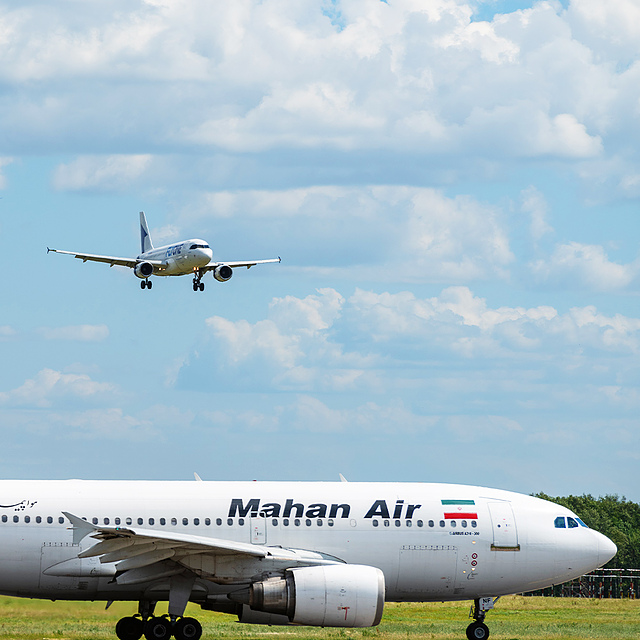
[1,0,640,500]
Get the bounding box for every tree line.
[534,493,640,569]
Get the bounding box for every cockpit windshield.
[555,515,588,529]
[189,244,210,250]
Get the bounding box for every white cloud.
[52,155,153,191]
[0,368,114,408]
[37,324,109,342]
[0,326,16,339]
[530,241,639,291]
[521,185,553,244]
[0,157,13,189]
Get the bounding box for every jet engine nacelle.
[246,564,385,628]
[134,262,154,279]
[213,265,233,282]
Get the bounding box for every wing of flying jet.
[64,512,342,586]
[46,248,165,270]
[201,257,281,272]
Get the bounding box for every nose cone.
[595,531,617,567]
[201,248,213,262]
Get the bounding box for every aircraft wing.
[201,257,281,272]
[47,248,164,269]
[64,512,341,586]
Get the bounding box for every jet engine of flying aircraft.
[0,480,616,640]
[48,212,280,291]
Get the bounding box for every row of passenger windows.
[1,515,477,529]
[554,516,587,529]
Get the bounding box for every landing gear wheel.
[466,622,490,640]
[116,616,144,640]
[144,617,173,640]
[141,281,146,289]
[198,282,204,292]
[173,617,202,640]
[147,280,152,289]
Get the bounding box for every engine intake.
[244,565,385,628]
[134,261,154,279]
[214,265,233,282]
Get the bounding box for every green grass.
[0,596,637,640]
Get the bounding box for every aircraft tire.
[173,617,202,640]
[115,616,144,640]
[148,280,153,289]
[141,281,146,289]
[199,283,204,292]
[466,622,490,640]
[143,616,173,640]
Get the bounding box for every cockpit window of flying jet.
[47,212,281,291]
[0,480,617,640]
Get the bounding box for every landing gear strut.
[192,271,205,292]
[466,598,492,640]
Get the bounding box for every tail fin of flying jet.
[139,211,154,254]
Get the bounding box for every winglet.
[63,511,97,544]
[339,473,348,483]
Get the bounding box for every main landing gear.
[141,279,153,290]
[192,271,205,292]
[115,602,202,640]
[466,598,493,640]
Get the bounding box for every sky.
[1,0,640,501]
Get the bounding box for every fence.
[522,568,640,598]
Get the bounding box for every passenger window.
[305,519,312,526]
[328,519,334,527]
[406,520,412,527]
[317,519,323,526]
[58,517,64,524]
[1,515,6,523]
[149,518,155,526]
[394,520,401,527]
[194,518,199,526]
[47,516,53,524]
[171,518,177,526]
[439,520,445,527]
[461,520,467,528]
[216,518,222,526]
[384,520,390,527]
[238,518,245,526]
[373,520,379,527]
[450,520,456,527]
[115,517,121,525]
[92,517,98,525]
[567,517,579,528]
[428,520,434,528]
[126,518,133,525]
[283,518,289,526]
[36,516,41,523]
[554,516,566,528]
[24,516,30,523]
[417,520,423,527]
[471,521,477,528]
[272,519,278,526]
[205,518,210,526]
[294,519,300,526]
[160,518,166,525]
[227,518,233,526]
[137,518,143,525]
[104,518,110,525]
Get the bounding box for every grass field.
[0,596,638,640]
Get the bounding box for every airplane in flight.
[0,479,616,640]
[48,212,281,291]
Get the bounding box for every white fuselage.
[139,239,213,276]
[0,480,616,605]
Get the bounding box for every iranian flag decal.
[442,499,478,519]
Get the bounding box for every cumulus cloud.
[37,324,109,342]
[0,369,115,408]
[176,285,640,395]
[530,241,640,291]
[0,0,635,190]
[52,155,153,192]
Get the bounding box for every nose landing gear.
[192,271,205,292]
[466,597,494,640]
[141,279,153,290]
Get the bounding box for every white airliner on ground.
[0,479,616,640]
[48,212,281,291]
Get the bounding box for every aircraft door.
[250,514,267,544]
[395,545,458,597]
[487,502,519,550]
